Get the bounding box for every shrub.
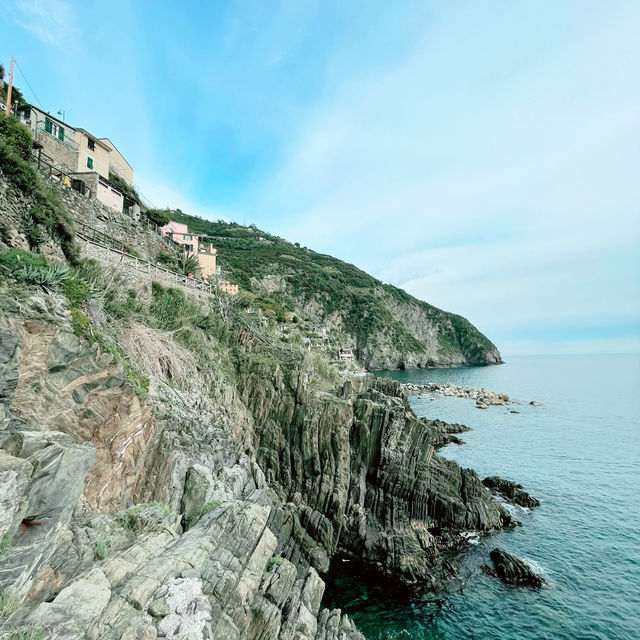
[108,172,138,202]
[177,252,201,276]
[69,308,91,339]
[0,112,32,160]
[144,208,170,227]
[62,275,92,306]
[4,625,44,640]
[119,502,170,533]
[0,588,21,621]
[156,252,179,271]
[269,555,284,567]
[94,540,107,560]
[0,249,69,288]
[202,500,221,514]
[0,127,79,263]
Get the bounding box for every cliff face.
[0,290,510,639]
[0,137,507,639]
[165,211,502,370]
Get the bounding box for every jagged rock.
[487,548,545,587]
[482,476,540,508]
[0,213,515,639]
[0,431,96,594]
[0,450,32,541]
[181,464,215,530]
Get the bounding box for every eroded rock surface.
[0,293,513,638]
[486,548,545,587]
[482,476,540,508]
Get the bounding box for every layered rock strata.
[0,294,512,638]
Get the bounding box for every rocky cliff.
[165,211,502,370]
[0,119,510,640]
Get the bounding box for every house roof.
[99,137,133,170]
[74,129,112,151]
[18,103,76,131]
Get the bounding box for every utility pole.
[5,58,14,116]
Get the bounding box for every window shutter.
[58,126,65,141]
[87,157,93,169]
[44,117,52,133]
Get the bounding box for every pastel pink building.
[160,221,199,255]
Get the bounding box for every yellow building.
[73,129,112,180]
[100,137,134,186]
[197,244,217,279]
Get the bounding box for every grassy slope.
[170,211,500,366]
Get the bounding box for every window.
[58,126,65,142]
[44,117,52,133]
[183,234,192,240]
[88,139,95,151]
[87,157,94,169]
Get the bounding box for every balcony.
[35,123,79,151]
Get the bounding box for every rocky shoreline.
[401,382,510,409]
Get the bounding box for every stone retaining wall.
[79,239,213,301]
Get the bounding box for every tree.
[177,252,201,277]
[144,208,170,227]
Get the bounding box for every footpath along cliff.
[0,115,516,640]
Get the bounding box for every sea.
[323,354,640,640]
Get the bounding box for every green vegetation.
[118,501,170,533]
[144,208,170,227]
[0,112,31,159]
[0,113,79,263]
[163,210,498,363]
[156,252,179,271]
[108,172,139,202]
[269,555,284,567]
[94,540,107,560]
[0,588,21,621]
[202,500,221,514]
[69,306,149,396]
[4,625,44,640]
[177,252,201,276]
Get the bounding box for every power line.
[13,59,45,110]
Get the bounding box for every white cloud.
[3,0,81,51]
[252,2,640,354]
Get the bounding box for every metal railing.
[32,150,93,199]
[34,123,79,151]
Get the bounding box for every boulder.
[482,476,540,508]
[487,548,545,587]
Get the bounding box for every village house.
[16,104,135,214]
[160,221,239,294]
[160,221,218,280]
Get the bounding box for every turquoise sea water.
[324,355,640,640]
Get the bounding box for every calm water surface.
[324,355,640,640]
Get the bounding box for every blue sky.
[2,0,639,355]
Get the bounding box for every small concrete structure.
[220,281,239,296]
[338,348,355,362]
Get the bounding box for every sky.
[1,0,639,356]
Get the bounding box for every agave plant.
[177,252,202,277]
[17,263,70,288]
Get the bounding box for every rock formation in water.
[0,119,514,639]
[482,477,540,508]
[485,549,545,587]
